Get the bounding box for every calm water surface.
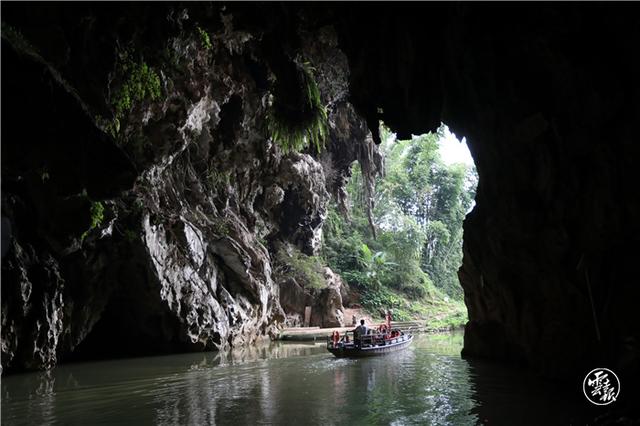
[2,332,591,425]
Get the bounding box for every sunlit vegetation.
[113,61,161,123]
[101,49,162,137]
[196,25,212,50]
[322,125,477,325]
[81,201,105,242]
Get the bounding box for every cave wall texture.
[1,3,639,393]
[1,4,380,371]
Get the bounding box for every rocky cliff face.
[1,5,380,372]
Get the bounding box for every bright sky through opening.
[437,125,474,167]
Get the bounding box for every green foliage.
[358,285,412,321]
[423,300,468,331]
[322,123,478,318]
[81,201,105,241]
[196,25,212,50]
[108,50,161,135]
[267,60,328,154]
[90,202,105,229]
[378,127,477,298]
[114,62,161,121]
[353,244,395,289]
[356,285,467,325]
[277,246,326,290]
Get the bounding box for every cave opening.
[322,122,478,327]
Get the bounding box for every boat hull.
[327,335,413,358]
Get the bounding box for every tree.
[322,123,477,312]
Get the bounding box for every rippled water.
[2,332,593,425]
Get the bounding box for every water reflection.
[1,341,327,425]
[2,332,592,425]
[466,358,597,426]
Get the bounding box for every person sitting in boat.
[353,319,368,345]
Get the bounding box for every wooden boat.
[326,329,413,358]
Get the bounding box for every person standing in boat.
[385,309,393,335]
[353,319,368,346]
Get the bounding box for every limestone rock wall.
[1,5,379,372]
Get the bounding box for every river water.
[2,332,594,425]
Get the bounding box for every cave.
[2,2,639,422]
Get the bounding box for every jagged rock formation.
[1,5,380,372]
